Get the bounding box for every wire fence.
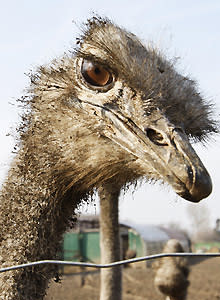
[1,252,220,273]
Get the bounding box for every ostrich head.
[24,17,217,203]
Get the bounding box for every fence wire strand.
[1,252,220,273]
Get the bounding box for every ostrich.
[154,239,190,300]
[0,16,217,300]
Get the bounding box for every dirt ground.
[45,257,220,300]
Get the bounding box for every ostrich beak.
[162,127,212,202]
[74,98,212,202]
[101,107,212,202]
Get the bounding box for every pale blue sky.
[1,0,220,231]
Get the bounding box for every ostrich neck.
[0,145,89,299]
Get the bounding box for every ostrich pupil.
[94,67,101,74]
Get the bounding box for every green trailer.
[62,230,101,263]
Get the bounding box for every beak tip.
[179,171,213,202]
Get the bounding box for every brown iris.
[81,59,113,87]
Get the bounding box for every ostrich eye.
[81,59,113,87]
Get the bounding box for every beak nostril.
[145,128,168,146]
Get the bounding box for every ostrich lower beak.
[74,98,212,202]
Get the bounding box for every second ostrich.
[0,17,217,299]
[154,239,190,300]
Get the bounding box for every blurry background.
[0,0,220,237]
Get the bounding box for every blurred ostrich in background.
[154,239,190,300]
[0,16,217,300]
